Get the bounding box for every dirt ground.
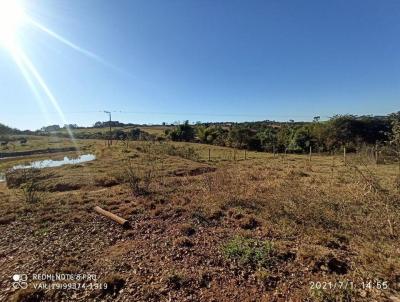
[0,140,399,301]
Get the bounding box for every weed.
[16,168,43,203]
[122,161,154,196]
[309,282,354,302]
[223,236,274,268]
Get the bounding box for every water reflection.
[12,154,96,170]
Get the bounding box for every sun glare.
[0,0,105,148]
[0,0,26,47]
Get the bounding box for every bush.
[6,168,36,188]
[8,168,43,203]
[168,121,195,142]
[122,161,154,196]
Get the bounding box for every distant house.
[41,125,61,132]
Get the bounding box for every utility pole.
[104,111,112,146]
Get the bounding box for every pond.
[11,154,96,170]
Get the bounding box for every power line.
[1,110,331,119]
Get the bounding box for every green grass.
[223,236,274,268]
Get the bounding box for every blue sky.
[0,0,399,130]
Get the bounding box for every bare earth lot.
[0,139,399,301]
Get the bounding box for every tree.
[212,127,229,146]
[196,126,219,144]
[288,126,312,152]
[169,120,195,142]
[228,126,254,149]
[324,115,360,150]
[276,125,293,152]
[256,127,277,152]
[324,115,390,151]
[0,123,18,135]
[196,125,208,143]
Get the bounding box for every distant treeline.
[39,127,156,141]
[93,121,137,128]
[0,123,33,139]
[166,113,400,153]
[2,112,400,155]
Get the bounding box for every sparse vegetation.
[0,134,399,301]
[122,145,160,195]
[223,236,274,268]
[14,168,43,203]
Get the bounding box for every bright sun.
[0,0,26,47]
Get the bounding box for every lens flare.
[0,0,26,47]
[10,47,51,125]
[0,1,110,146]
[28,18,103,62]
[13,46,76,141]
[28,18,128,75]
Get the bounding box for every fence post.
[375,143,378,165]
[234,149,236,161]
[309,146,312,162]
[245,149,247,160]
[343,146,346,165]
[208,148,211,161]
